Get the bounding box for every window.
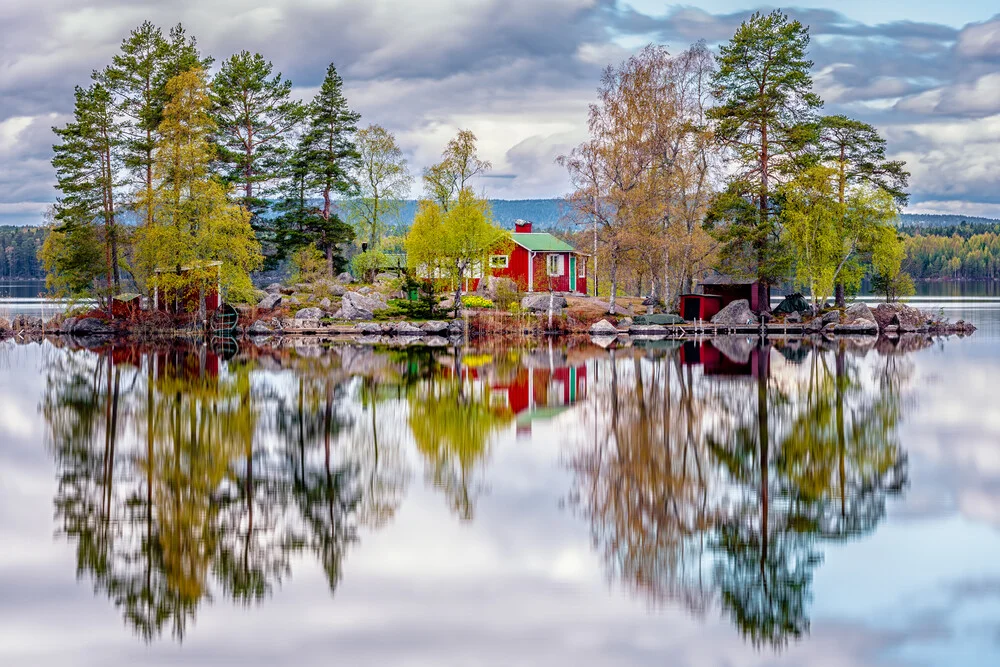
[546,254,564,277]
[578,258,586,278]
[490,254,509,269]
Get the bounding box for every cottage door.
[569,256,576,293]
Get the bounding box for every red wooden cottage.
[486,220,588,294]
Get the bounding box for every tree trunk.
[608,254,618,316]
[326,245,334,278]
[453,262,464,318]
[835,281,846,309]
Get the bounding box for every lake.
[0,298,998,666]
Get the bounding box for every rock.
[786,311,802,323]
[833,319,878,334]
[355,322,383,334]
[710,299,757,326]
[0,317,12,333]
[873,302,926,331]
[279,286,295,295]
[448,318,465,334]
[331,284,346,297]
[420,320,450,334]
[589,319,619,335]
[318,298,332,310]
[295,307,325,320]
[713,335,754,364]
[291,318,321,330]
[69,317,115,335]
[805,317,824,332]
[374,272,395,283]
[618,317,633,328]
[358,286,372,296]
[247,320,272,335]
[12,314,44,331]
[265,282,283,294]
[336,272,354,284]
[340,292,388,320]
[821,310,841,325]
[629,324,670,335]
[392,322,425,336]
[521,294,568,312]
[844,302,876,326]
[294,282,312,293]
[257,293,282,310]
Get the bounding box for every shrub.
[492,277,522,310]
[290,244,327,282]
[350,249,388,283]
[461,295,494,309]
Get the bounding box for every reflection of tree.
[42,342,411,642]
[409,356,511,521]
[569,342,910,649]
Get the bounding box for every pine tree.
[96,22,209,229]
[708,10,822,311]
[51,83,122,301]
[212,51,305,238]
[297,62,361,275]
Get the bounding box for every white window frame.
[489,254,509,269]
[578,257,586,278]
[546,254,564,277]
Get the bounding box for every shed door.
[683,297,701,321]
[569,256,576,291]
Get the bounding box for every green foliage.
[871,270,915,303]
[708,10,822,288]
[902,229,1000,279]
[211,51,305,236]
[461,295,494,309]
[350,249,388,283]
[289,244,327,283]
[39,221,105,298]
[1,226,47,280]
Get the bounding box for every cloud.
[3,2,1000,224]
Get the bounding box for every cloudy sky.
[3,0,1000,226]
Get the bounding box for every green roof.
[510,232,577,253]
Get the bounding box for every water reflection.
[40,336,911,648]
[568,337,910,649]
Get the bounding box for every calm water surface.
[0,297,998,666]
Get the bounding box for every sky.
[3,0,1000,226]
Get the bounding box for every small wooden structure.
[699,275,770,313]
[153,261,222,314]
[111,293,141,318]
[679,293,723,321]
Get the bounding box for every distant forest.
[4,201,1000,281]
[0,226,46,280]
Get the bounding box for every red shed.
[153,261,222,315]
[679,293,722,321]
[700,275,770,314]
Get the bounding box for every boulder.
[257,293,282,310]
[589,319,619,335]
[834,319,878,335]
[420,320,450,334]
[336,272,354,284]
[618,317,633,328]
[392,322,425,336]
[358,286,373,296]
[872,302,926,331]
[448,318,465,334]
[355,322,383,334]
[318,298,332,310]
[12,314,44,331]
[821,310,841,325]
[712,335,754,364]
[340,292,388,321]
[294,282,313,293]
[331,284,346,297]
[844,302,876,326]
[295,307,325,320]
[279,285,295,295]
[374,272,396,283]
[804,317,825,333]
[69,317,115,335]
[265,282,284,294]
[786,311,802,323]
[710,299,757,326]
[521,294,568,313]
[247,320,273,335]
[59,317,77,333]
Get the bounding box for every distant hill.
[391,199,1000,231]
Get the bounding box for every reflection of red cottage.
[484,220,588,294]
[491,364,588,435]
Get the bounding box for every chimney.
[514,219,533,233]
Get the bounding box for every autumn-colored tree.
[135,67,262,316]
[348,124,413,249]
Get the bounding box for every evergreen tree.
[51,83,122,300]
[212,51,305,239]
[96,22,209,229]
[708,10,822,311]
[297,63,361,276]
